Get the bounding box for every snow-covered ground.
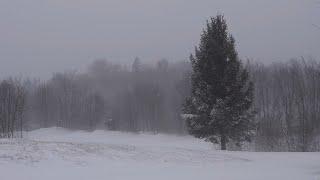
[0,128,319,180]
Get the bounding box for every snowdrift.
[0,128,319,180]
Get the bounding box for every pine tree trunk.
[220,135,227,150]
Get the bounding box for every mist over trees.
[0,57,319,151]
[18,59,189,134]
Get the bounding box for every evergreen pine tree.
[183,15,256,150]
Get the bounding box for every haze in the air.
[0,0,318,78]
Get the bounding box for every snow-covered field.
[0,128,319,180]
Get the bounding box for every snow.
[0,128,319,180]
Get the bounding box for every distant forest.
[0,57,319,151]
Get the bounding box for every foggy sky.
[0,0,319,78]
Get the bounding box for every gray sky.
[0,0,319,78]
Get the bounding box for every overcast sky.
[0,0,319,78]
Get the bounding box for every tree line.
[1,57,318,151]
[12,59,189,134]
[251,59,320,151]
[0,57,319,151]
[0,79,25,138]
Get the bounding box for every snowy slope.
[0,128,319,180]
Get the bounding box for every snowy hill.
[0,128,319,180]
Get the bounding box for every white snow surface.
[0,127,319,180]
